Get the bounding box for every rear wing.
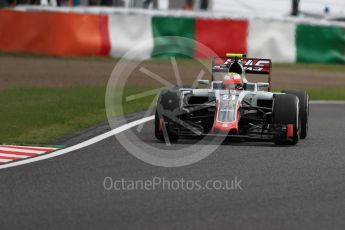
[211,56,272,90]
[212,57,272,74]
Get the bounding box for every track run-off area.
[0,103,345,229]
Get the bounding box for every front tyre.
[282,90,309,139]
[154,110,164,141]
[154,109,179,142]
[154,89,181,143]
[273,94,300,145]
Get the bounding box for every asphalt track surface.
[1,104,345,230]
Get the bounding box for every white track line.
[0,116,154,170]
[0,101,343,170]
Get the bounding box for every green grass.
[0,86,155,145]
[305,88,345,100]
[1,52,344,145]
[1,85,345,145]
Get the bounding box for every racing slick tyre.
[154,110,179,142]
[155,89,181,142]
[273,94,300,145]
[154,110,164,141]
[282,90,309,139]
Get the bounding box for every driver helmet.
[222,73,243,90]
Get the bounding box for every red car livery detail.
[211,97,241,134]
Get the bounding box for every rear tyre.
[273,94,299,145]
[282,90,309,139]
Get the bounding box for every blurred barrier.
[296,25,345,64]
[248,20,296,63]
[0,9,110,56]
[152,16,195,58]
[0,8,344,63]
[108,14,153,59]
[195,18,247,58]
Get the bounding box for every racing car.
[155,53,309,145]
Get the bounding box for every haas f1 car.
[155,54,309,145]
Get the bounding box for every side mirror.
[197,80,209,85]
